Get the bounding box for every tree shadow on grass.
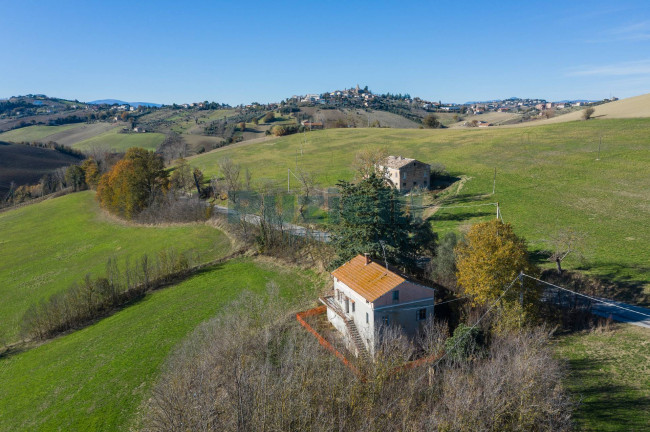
[566,357,650,431]
[431,175,461,189]
[573,262,650,306]
[429,210,493,222]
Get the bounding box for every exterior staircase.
[319,295,371,361]
[344,318,370,361]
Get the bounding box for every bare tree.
[549,228,585,274]
[218,157,241,203]
[353,147,388,179]
[295,168,316,221]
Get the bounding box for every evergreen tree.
[330,173,435,272]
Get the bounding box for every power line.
[379,296,469,313]
[522,274,650,319]
[362,275,519,430]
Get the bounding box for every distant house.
[477,121,492,127]
[321,254,436,357]
[377,156,431,192]
[301,120,324,129]
[133,126,146,133]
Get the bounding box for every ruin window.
[392,290,399,302]
[402,172,407,179]
[416,308,427,321]
[382,316,389,326]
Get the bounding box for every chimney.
[364,253,371,265]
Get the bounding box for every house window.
[392,290,399,302]
[402,172,407,179]
[402,182,406,187]
[416,308,427,321]
[366,312,369,324]
[424,181,427,186]
[382,316,389,326]
[413,181,416,186]
[345,298,349,313]
[352,302,355,313]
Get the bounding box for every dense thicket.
[142,291,574,432]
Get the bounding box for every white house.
[321,254,435,358]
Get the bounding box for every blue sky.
[2,0,650,104]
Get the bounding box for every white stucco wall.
[330,278,435,355]
[333,278,375,351]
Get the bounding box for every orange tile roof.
[331,255,405,302]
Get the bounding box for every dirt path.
[422,175,469,219]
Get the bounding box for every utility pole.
[597,134,602,160]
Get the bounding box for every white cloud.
[567,60,650,77]
[609,20,650,41]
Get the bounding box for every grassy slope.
[71,128,164,151]
[0,259,316,431]
[0,191,230,341]
[555,325,650,431]
[189,119,650,289]
[0,124,82,142]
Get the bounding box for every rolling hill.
[0,259,316,431]
[188,119,650,294]
[508,93,650,127]
[0,191,231,342]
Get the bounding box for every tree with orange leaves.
[97,148,168,219]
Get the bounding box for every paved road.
[215,206,650,329]
[214,205,331,242]
[590,298,650,329]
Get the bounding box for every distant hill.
[508,93,650,127]
[88,99,162,108]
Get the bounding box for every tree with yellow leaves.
[455,219,537,306]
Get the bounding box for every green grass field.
[71,128,164,151]
[0,259,316,431]
[554,325,650,431]
[0,124,82,142]
[0,191,230,342]
[189,119,650,292]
